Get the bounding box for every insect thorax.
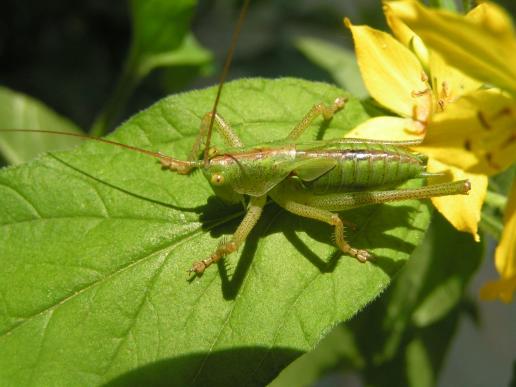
[204,146,297,198]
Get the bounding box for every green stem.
[484,190,508,212]
[429,0,457,11]
[462,0,473,12]
[90,49,143,137]
[479,212,503,240]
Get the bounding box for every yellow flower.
[480,182,516,303]
[390,0,516,95]
[386,0,516,303]
[344,4,487,241]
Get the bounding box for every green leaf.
[269,324,363,387]
[340,212,483,387]
[411,214,484,327]
[481,166,515,239]
[404,306,462,387]
[363,212,484,364]
[296,37,368,99]
[130,0,197,72]
[428,0,457,11]
[138,33,213,77]
[0,87,82,165]
[0,78,431,386]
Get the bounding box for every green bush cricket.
[1,98,471,276]
[0,1,471,277]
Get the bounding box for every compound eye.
[211,173,225,186]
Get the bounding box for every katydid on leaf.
[0,100,471,276]
[0,0,471,277]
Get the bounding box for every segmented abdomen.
[298,143,426,194]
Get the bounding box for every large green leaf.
[0,78,431,386]
[0,87,82,165]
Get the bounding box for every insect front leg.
[285,97,348,141]
[269,192,372,263]
[190,195,267,275]
[190,112,244,158]
[162,112,245,174]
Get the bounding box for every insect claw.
[463,180,471,194]
[334,96,348,109]
[188,260,208,276]
[356,249,372,263]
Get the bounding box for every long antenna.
[203,0,251,167]
[0,128,198,171]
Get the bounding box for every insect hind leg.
[286,97,348,141]
[270,195,371,263]
[292,180,471,211]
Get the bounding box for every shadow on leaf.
[103,346,303,387]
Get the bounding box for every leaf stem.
[484,190,508,212]
[429,0,457,11]
[479,212,503,240]
[90,49,142,137]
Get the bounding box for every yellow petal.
[466,2,515,43]
[345,116,424,141]
[480,276,516,303]
[427,158,487,241]
[428,50,481,111]
[384,0,430,68]
[480,182,516,303]
[345,19,431,122]
[415,89,516,176]
[390,0,516,94]
[385,1,480,110]
[495,182,516,276]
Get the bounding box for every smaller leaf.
[138,33,213,77]
[269,325,363,387]
[404,306,462,387]
[411,213,484,326]
[0,87,82,165]
[348,211,484,365]
[405,338,434,387]
[428,0,457,11]
[130,0,197,71]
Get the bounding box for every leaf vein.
[0,182,42,218]
[0,226,204,339]
[103,254,167,377]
